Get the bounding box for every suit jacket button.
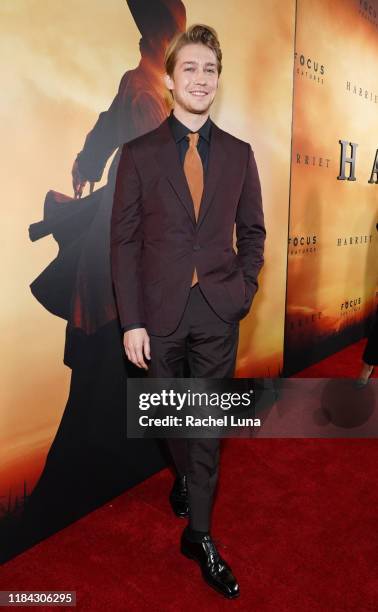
[193,245,201,251]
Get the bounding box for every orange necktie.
[183,132,204,286]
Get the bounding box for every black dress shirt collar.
[168,110,211,143]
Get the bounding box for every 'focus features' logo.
[288,235,317,255]
[294,52,325,84]
[340,297,362,316]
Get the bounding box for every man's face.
[165,43,219,115]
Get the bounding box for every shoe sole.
[181,543,240,600]
[173,511,189,519]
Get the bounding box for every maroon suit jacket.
[110,116,266,336]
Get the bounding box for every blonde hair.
[164,23,222,77]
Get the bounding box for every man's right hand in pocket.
[123,328,150,370]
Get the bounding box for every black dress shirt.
[122,111,212,333]
[168,110,211,172]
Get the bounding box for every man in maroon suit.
[111,24,265,599]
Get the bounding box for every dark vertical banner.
[1,0,293,561]
[284,0,378,375]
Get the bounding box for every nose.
[194,70,207,84]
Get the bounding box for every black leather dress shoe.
[169,475,189,518]
[180,528,240,599]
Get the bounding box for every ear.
[164,73,174,92]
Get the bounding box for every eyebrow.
[181,61,217,67]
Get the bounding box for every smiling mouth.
[189,91,208,97]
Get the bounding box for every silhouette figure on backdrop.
[9,0,187,552]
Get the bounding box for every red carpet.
[294,339,377,378]
[1,340,377,610]
[1,437,377,610]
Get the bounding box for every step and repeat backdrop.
[285,0,378,374]
[1,0,376,561]
[1,0,293,561]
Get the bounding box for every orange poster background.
[285,0,378,373]
[1,1,294,507]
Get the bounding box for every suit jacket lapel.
[155,119,196,225]
[154,118,227,229]
[197,122,227,230]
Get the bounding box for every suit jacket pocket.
[224,269,246,313]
